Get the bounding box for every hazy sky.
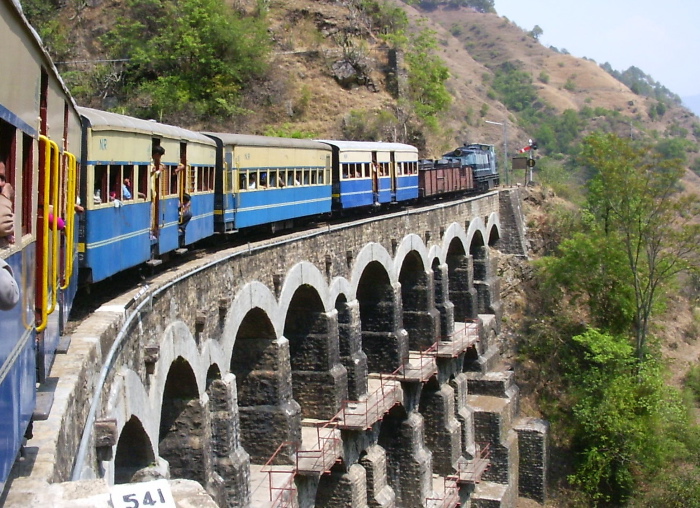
[494,0,700,98]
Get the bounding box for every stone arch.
[278,261,330,314]
[206,363,222,388]
[221,281,280,359]
[231,306,300,463]
[470,229,491,315]
[351,242,397,289]
[283,283,347,419]
[393,233,430,276]
[356,260,407,373]
[159,356,207,484]
[114,416,155,484]
[398,249,440,350]
[486,212,501,248]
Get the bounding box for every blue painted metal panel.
[82,202,152,282]
[377,176,392,203]
[395,175,419,203]
[234,185,331,228]
[182,193,215,246]
[337,180,374,209]
[157,197,180,255]
[0,248,36,494]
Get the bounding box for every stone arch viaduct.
[7,189,547,508]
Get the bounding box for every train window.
[21,134,33,236]
[0,120,17,231]
[168,166,178,195]
[302,169,309,185]
[109,164,122,200]
[206,166,214,191]
[319,169,324,184]
[121,165,134,200]
[268,170,277,188]
[137,165,148,200]
[94,165,108,204]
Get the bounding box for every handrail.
[296,420,341,473]
[60,151,77,289]
[261,441,297,506]
[48,138,60,315]
[36,136,57,332]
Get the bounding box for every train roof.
[78,107,215,145]
[202,132,330,151]
[315,140,418,153]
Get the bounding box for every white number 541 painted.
[110,479,176,508]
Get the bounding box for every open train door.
[149,140,163,257]
[371,152,379,205]
[390,151,397,202]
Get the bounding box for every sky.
[494,0,700,99]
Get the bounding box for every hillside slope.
[49,0,698,158]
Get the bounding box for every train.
[0,0,499,494]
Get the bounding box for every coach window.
[21,134,33,235]
[137,165,148,199]
[121,165,134,200]
[205,166,214,191]
[109,164,123,200]
[0,119,16,206]
[169,165,179,195]
[93,165,108,204]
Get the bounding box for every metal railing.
[425,475,460,507]
[457,442,491,484]
[260,442,298,507]
[435,319,480,357]
[338,371,402,429]
[296,420,342,474]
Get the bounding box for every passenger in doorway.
[0,257,19,310]
[179,193,192,234]
[151,146,166,176]
[178,193,192,248]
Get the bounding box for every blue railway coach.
[203,133,332,233]
[319,140,419,210]
[1,0,83,492]
[78,108,217,283]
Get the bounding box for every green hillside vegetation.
[526,134,700,506]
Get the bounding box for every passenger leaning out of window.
[0,162,15,247]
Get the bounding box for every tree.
[581,132,700,360]
[104,0,271,121]
[529,25,543,40]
